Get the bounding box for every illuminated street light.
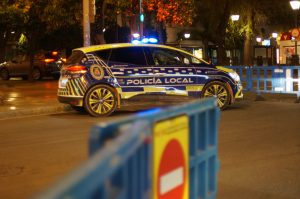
[133,33,140,38]
[256,37,262,43]
[272,32,278,38]
[290,0,300,10]
[184,33,191,39]
[231,15,240,21]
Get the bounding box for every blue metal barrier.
[34,98,220,199]
[226,66,300,100]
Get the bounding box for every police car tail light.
[66,65,87,74]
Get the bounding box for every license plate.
[59,77,69,88]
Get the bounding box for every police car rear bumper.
[58,96,83,106]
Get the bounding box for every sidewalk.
[0,80,72,119]
[0,79,299,120]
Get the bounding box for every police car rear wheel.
[202,81,230,110]
[84,85,117,117]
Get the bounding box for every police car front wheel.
[84,85,117,117]
[201,81,230,110]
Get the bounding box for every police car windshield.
[67,50,85,64]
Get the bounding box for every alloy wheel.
[85,85,117,116]
[202,82,230,109]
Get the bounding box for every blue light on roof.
[131,39,141,44]
[148,38,158,43]
[141,38,149,43]
[131,37,158,44]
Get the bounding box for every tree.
[144,0,194,43]
[193,0,295,65]
[193,0,231,64]
[91,0,136,44]
[0,0,31,61]
[146,0,193,25]
[228,0,294,65]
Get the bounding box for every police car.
[58,43,243,116]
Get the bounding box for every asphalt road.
[0,111,133,199]
[0,85,299,199]
[218,100,300,199]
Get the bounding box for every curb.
[0,104,74,120]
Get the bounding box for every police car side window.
[108,47,147,66]
[149,48,185,66]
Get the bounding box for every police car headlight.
[229,72,240,82]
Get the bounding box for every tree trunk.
[243,35,252,66]
[157,22,165,44]
[243,7,253,66]
[0,31,8,62]
[27,36,38,82]
[218,45,227,65]
[203,38,209,61]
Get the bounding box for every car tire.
[0,68,10,80]
[84,84,117,117]
[201,81,231,110]
[32,67,42,80]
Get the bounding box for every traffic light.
[140,14,144,22]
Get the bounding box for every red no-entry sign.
[153,115,189,199]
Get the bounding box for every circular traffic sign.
[157,139,186,199]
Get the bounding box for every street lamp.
[290,0,300,10]
[231,15,240,21]
[256,37,262,43]
[290,0,300,63]
[184,33,191,39]
[272,32,278,39]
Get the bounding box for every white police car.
[58,43,243,116]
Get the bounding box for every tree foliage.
[193,0,295,64]
[145,0,194,26]
[0,0,82,56]
[0,0,31,61]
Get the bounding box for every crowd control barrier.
[34,98,220,199]
[226,66,300,101]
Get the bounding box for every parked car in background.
[0,51,66,80]
[58,43,243,116]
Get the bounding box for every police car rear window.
[108,47,147,66]
[95,49,111,63]
[67,50,85,64]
